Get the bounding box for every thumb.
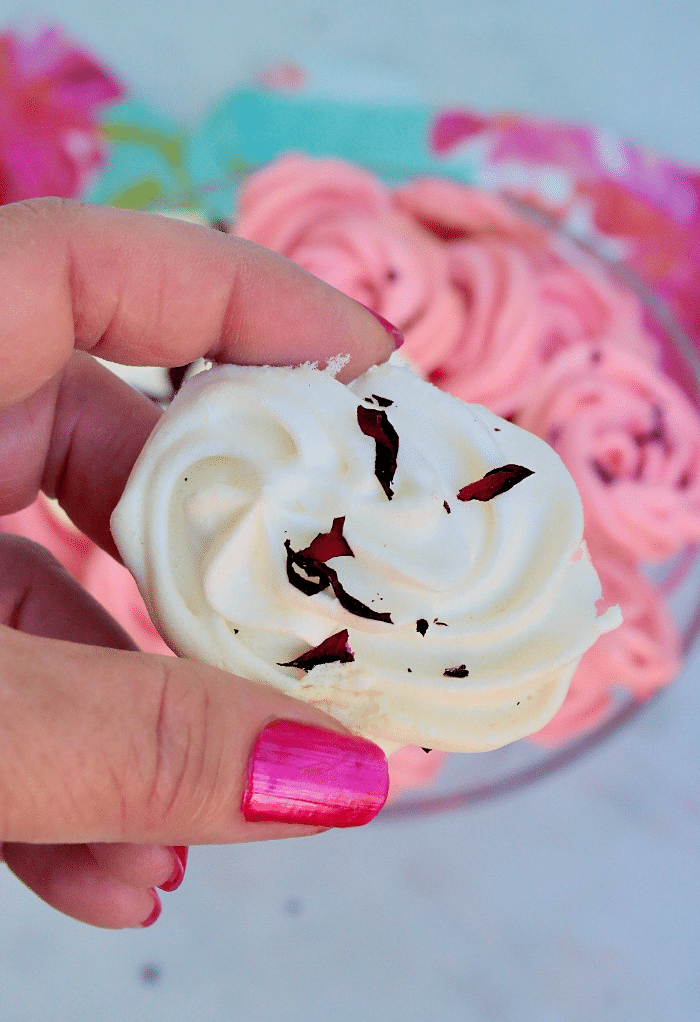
[0,625,388,846]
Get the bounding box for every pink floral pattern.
[431,108,700,368]
[0,26,123,203]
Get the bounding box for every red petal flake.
[457,464,533,502]
[301,516,354,561]
[279,629,354,670]
[285,540,330,596]
[285,526,393,623]
[357,404,399,500]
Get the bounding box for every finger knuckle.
[11,196,83,227]
[141,659,217,833]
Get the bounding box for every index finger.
[0,198,395,409]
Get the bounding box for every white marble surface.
[1,2,699,1019]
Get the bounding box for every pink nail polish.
[158,846,188,893]
[242,720,389,827]
[359,303,404,349]
[141,892,162,928]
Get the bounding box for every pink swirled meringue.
[531,555,681,745]
[517,342,700,562]
[233,156,658,419]
[392,176,550,245]
[233,154,466,372]
[435,240,658,417]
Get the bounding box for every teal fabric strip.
[188,89,478,219]
[86,88,479,219]
[83,98,189,210]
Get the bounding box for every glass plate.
[143,175,700,821]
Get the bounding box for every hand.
[0,198,394,928]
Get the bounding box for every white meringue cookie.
[111,360,620,753]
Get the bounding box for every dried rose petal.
[324,563,393,622]
[357,404,399,500]
[444,665,469,677]
[301,516,354,561]
[279,629,354,670]
[457,464,533,502]
[284,539,329,596]
[416,618,429,636]
[285,532,393,623]
[371,394,393,407]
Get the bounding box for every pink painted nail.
[158,846,188,893]
[358,303,404,349]
[141,892,162,928]
[242,719,389,827]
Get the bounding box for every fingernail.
[141,891,162,928]
[242,719,389,827]
[358,303,404,349]
[158,846,188,893]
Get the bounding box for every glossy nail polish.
[242,719,389,828]
[141,892,162,928]
[359,303,404,349]
[158,846,188,893]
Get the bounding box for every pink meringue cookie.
[233,154,466,372]
[393,177,657,411]
[517,342,700,562]
[429,239,547,415]
[531,554,681,744]
[234,156,658,419]
[431,239,657,417]
[393,176,550,245]
[235,152,389,250]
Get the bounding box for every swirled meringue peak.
[111,359,620,753]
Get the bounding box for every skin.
[0,198,393,929]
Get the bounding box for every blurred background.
[1,0,699,163]
[1,1,700,1020]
